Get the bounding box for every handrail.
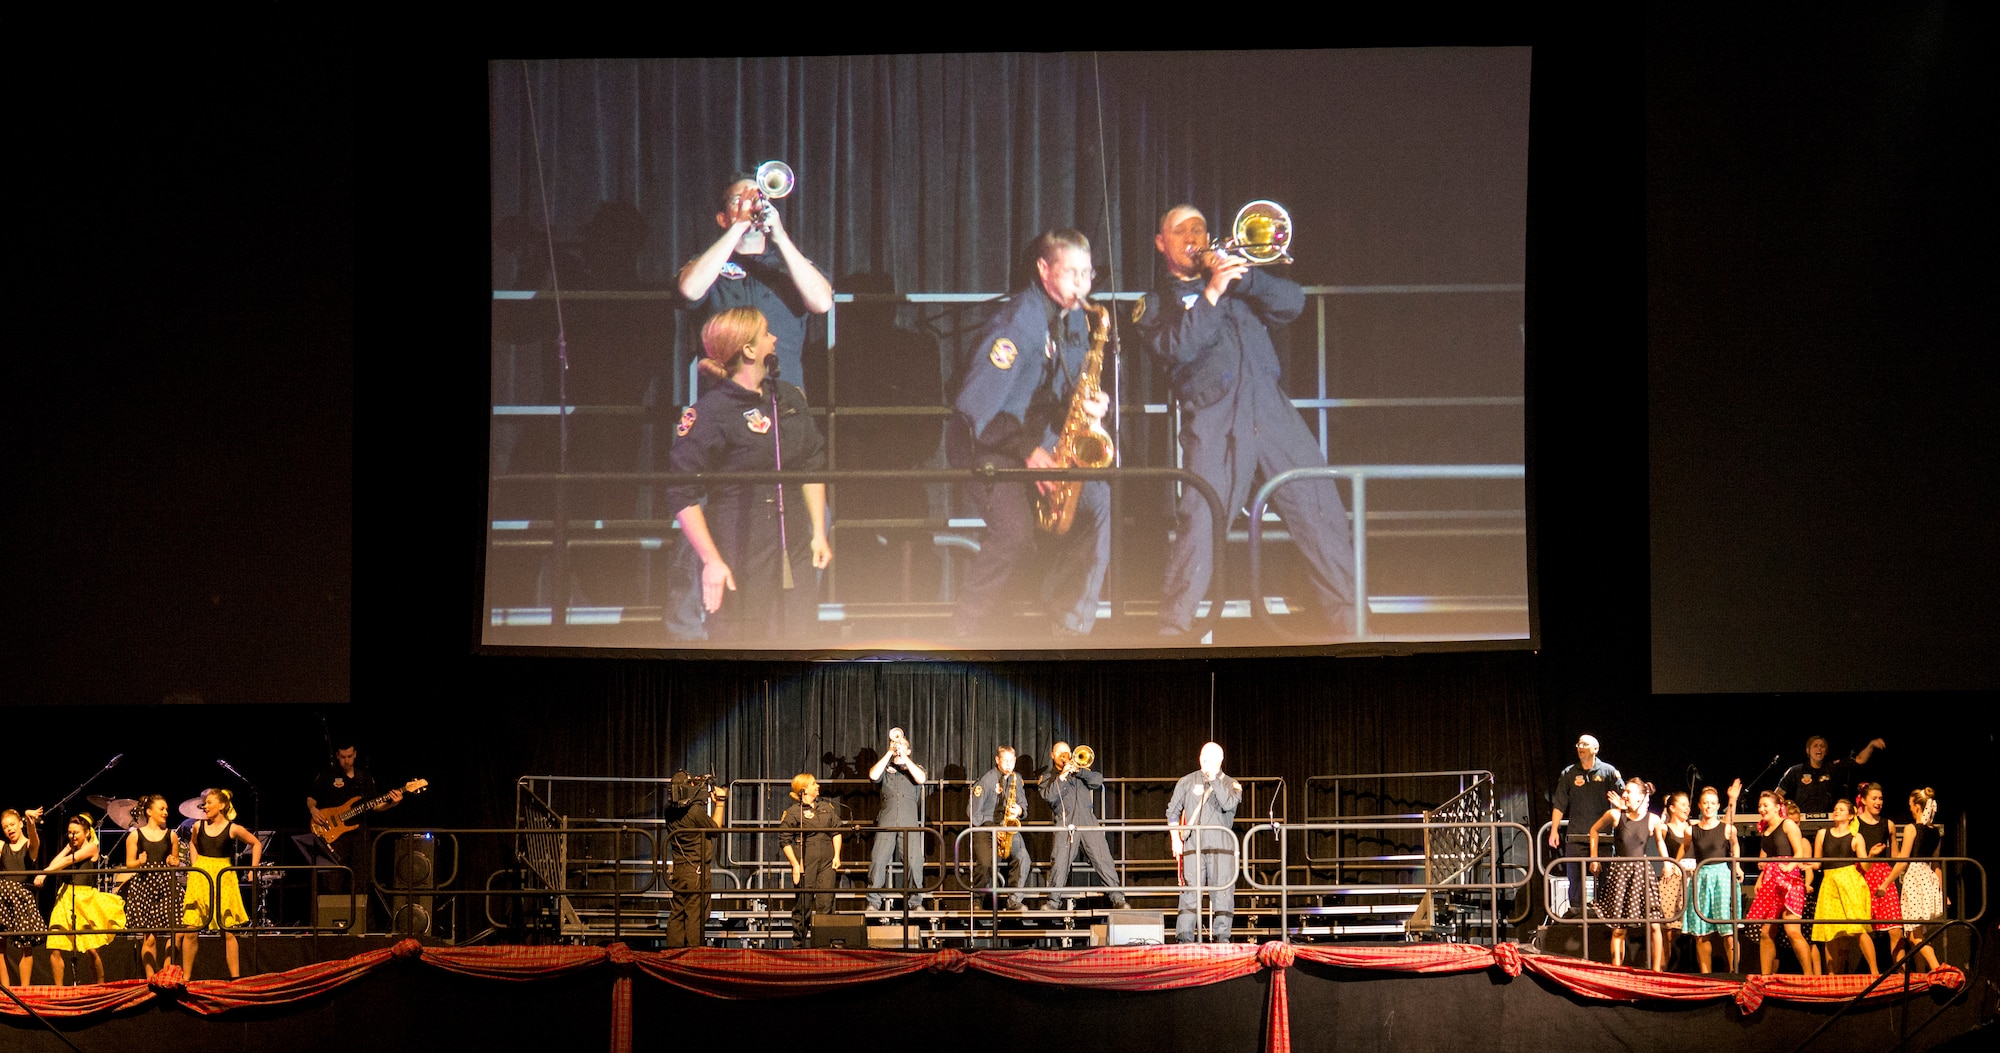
[1244,819,1533,945]
[1247,464,1526,639]
[492,465,1228,638]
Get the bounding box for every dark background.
[2,13,1991,921]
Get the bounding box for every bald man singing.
[1167,741,1244,942]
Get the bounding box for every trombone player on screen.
[1133,204,1357,641]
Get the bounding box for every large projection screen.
[484,49,1531,656]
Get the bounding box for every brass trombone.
[1053,744,1095,772]
[1199,199,1293,266]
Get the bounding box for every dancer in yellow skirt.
[180,788,262,978]
[1812,797,1880,974]
[36,813,126,984]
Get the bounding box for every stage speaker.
[390,833,436,936]
[808,913,867,949]
[866,924,922,948]
[315,894,355,932]
[1108,910,1166,946]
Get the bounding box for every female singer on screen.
[35,813,127,984]
[1747,788,1818,975]
[666,307,831,643]
[1812,796,1879,974]
[1587,778,1666,969]
[1894,787,1944,971]
[179,788,261,978]
[123,794,184,977]
[1682,783,1739,973]
[0,808,47,985]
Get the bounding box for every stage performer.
[1134,204,1356,641]
[1811,796,1879,975]
[1658,791,1691,945]
[296,737,404,923]
[947,229,1111,640]
[0,808,46,985]
[1747,788,1819,976]
[1682,784,1739,972]
[664,772,725,947]
[667,307,831,643]
[1548,733,1622,917]
[1853,782,1904,940]
[36,813,126,985]
[1777,734,1884,814]
[666,170,832,641]
[122,794,183,977]
[779,774,841,942]
[1168,741,1243,943]
[180,788,261,979]
[866,727,929,914]
[1039,741,1128,911]
[1587,778,1665,969]
[968,745,1033,911]
[1893,787,1944,972]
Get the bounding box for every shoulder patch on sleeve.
[676,406,697,437]
[989,337,1018,370]
[1130,293,1148,325]
[972,784,983,797]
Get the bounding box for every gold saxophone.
[996,774,1021,857]
[1036,302,1114,534]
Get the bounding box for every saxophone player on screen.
[948,229,1113,641]
[969,745,1034,910]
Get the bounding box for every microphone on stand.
[106,754,125,769]
[217,759,247,781]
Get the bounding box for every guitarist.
[294,739,404,926]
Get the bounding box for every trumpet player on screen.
[1133,204,1357,641]
[1039,741,1127,911]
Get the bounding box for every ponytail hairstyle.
[70,813,98,844]
[205,787,238,822]
[788,773,815,801]
[1856,782,1884,813]
[1911,786,1938,826]
[136,794,170,827]
[698,307,768,382]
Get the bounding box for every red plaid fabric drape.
[1,940,1965,1050]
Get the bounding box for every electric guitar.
[310,779,428,847]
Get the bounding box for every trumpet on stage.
[748,160,794,232]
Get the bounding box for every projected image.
[485,50,1530,654]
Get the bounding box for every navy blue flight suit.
[1135,268,1356,637]
[948,285,1109,637]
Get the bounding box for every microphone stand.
[39,755,123,987]
[217,759,268,928]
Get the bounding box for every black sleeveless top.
[1820,827,1860,870]
[0,838,31,878]
[64,850,97,886]
[1857,815,1891,860]
[1662,825,1688,860]
[194,821,234,859]
[1690,820,1731,864]
[1911,823,1943,860]
[136,828,173,865]
[1614,813,1653,858]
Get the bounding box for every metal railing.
[1242,819,1535,945]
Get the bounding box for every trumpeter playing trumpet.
[969,745,1034,910]
[948,229,1112,641]
[1039,740,1127,911]
[1134,204,1357,641]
